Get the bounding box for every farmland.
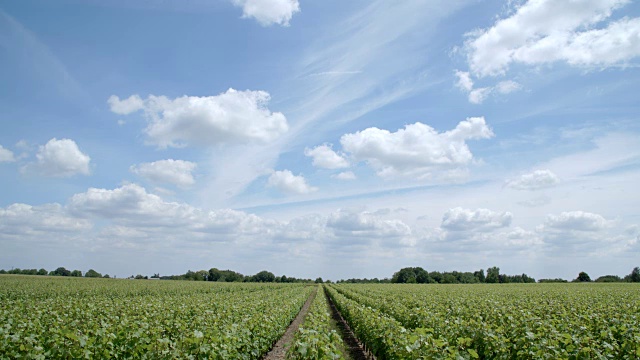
[1,275,639,359]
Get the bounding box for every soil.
[262,287,317,360]
[325,290,376,360]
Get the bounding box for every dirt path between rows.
[325,290,376,360]
[262,287,317,360]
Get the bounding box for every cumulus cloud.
[68,183,267,236]
[24,138,90,177]
[332,171,356,181]
[108,94,144,115]
[267,170,317,195]
[326,209,412,239]
[108,88,288,148]
[543,211,609,232]
[506,169,559,190]
[304,144,349,169]
[0,202,91,235]
[339,117,494,179]
[441,207,513,232]
[0,145,15,162]
[130,159,197,188]
[454,70,521,104]
[465,0,639,77]
[232,0,300,27]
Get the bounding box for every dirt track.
[325,289,376,360]
[262,287,317,360]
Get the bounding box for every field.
[1,275,639,359]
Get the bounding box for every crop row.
[0,276,312,359]
[287,285,344,360]
[328,283,640,359]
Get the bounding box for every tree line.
[0,267,109,278]
[2,266,639,284]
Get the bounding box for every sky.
[1,0,639,281]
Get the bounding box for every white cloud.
[441,207,513,232]
[454,70,474,92]
[332,171,356,181]
[130,159,197,188]
[267,170,317,195]
[326,209,412,239]
[304,144,349,169]
[0,145,15,162]
[466,0,639,77]
[339,117,494,179]
[24,138,90,177]
[68,183,267,236]
[543,211,609,232]
[232,0,300,27]
[108,89,288,148]
[107,94,144,115]
[468,87,492,104]
[0,203,91,235]
[506,169,559,190]
[454,70,521,104]
[496,80,522,94]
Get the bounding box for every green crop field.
[1,275,639,359]
[0,275,312,359]
[326,283,640,359]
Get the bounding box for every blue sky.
[1,0,639,280]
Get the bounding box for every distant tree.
[630,267,640,283]
[135,274,145,279]
[415,268,431,284]
[486,267,500,283]
[37,268,48,276]
[103,274,110,278]
[54,267,71,277]
[392,268,417,283]
[442,273,457,284]
[429,271,443,283]
[151,273,160,279]
[474,269,486,283]
[85,269,102,278]
[315,277,324,283]
[254,270,276,283]
[576,272,591,282]
[70,270,82,277]
[595,275,622,282]
[0,269,6,274]
[538,278,568,283]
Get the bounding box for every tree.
[254,270,276,283]
[315,277,324,283]
[631,267,640,283]
[392,267,419,283]
[576,272,591,282]
[70,270,82,277]
[37,268,48,276]
[473,269,486,283]
[53,267,71,276]
[85,269,102,278]
[103,274,110,278]
[486,267,500,283]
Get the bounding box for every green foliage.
[576,271,592,282]
[630,267,640,283]
[85,269,102,278]
[0,275,313,359]
[287,286,344,359]
[486,266,500,283]
[327,283,640,359]
[596,275,623,282]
